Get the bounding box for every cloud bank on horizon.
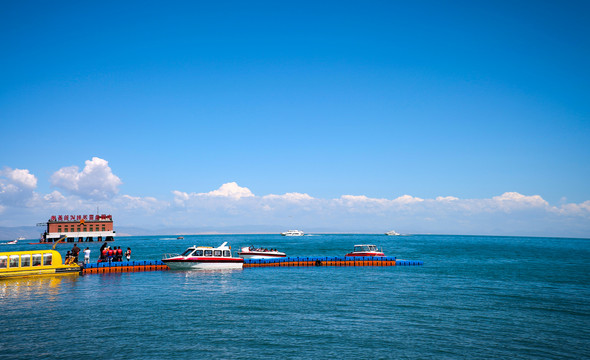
[1,157,589,238]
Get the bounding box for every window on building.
[89,225,93,232]
[58,226,62,232]
[83,226,87,232]
[9,255,19,268]
[77,226,80,232]
[102,226,106,231]
[43,254,52,266]
[21,255,30,267]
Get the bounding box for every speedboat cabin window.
[194,250,203,256]
[21,255,30,267]
[181,249,194,257]
[32,254,42,266]
[43,253,52,266]
[214,250,222,257]
[9,255,19,268]
[0,256,7,269]
[368,245,376,251]
[204,250,213,256]
[223,250,230,257]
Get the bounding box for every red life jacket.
[108,249,113,257]
[102,249,107,256]
[117,248,123,256]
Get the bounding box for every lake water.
[1,234,589,359]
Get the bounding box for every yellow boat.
[0,249,81,279]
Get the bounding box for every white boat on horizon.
[162,242,243,270]
[237,246,286,259]
[281,230,304,236]
[385,230,400,236]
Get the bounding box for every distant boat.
[385,230,400,236]
[2,240,18,245]
[16,237,26,241]
[345,244,385,257]
[162,242,243,270]
[177,236,184,239]
[237,246,286,259]
[281,230,304,236]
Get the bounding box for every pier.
[82,260,168,274]
[81,256,422,274]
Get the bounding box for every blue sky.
[1,1,589,237]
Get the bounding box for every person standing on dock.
[107,246,113,263]
[84,247,91,264]
[99,243,107,262]
[101,245,107,262]
[71,244,80,263]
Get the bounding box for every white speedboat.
[281,230,304,236]
[345,244,385,257]
[162,242,243,270]
[385,230,400,236]
[237,246,286,259]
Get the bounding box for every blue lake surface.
[1,234,589,359]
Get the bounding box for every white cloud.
[0,167,38,206]
[173,182,255,207]
[50,157,122,200]
[1,165,589,237]
[263,192,314,202]
[393,195,424,204]
[555,200,590,216]
[114,195,168,212]
[436,196,459,201]
[491,192,549,210]
[2,168,37,189]
[199,182,254,199]
[43,191,66,202]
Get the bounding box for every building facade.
[42,214,116,243]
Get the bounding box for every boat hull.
[238,252,286,259]
[345,252,385,257]
[0,266,81,279]
[162,257,244,270]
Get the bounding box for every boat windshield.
[354,245,377,252]
[181,249,195,256]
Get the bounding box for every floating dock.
[82,260,168,274]
[244,256,410,267]
[81,256,422,274]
